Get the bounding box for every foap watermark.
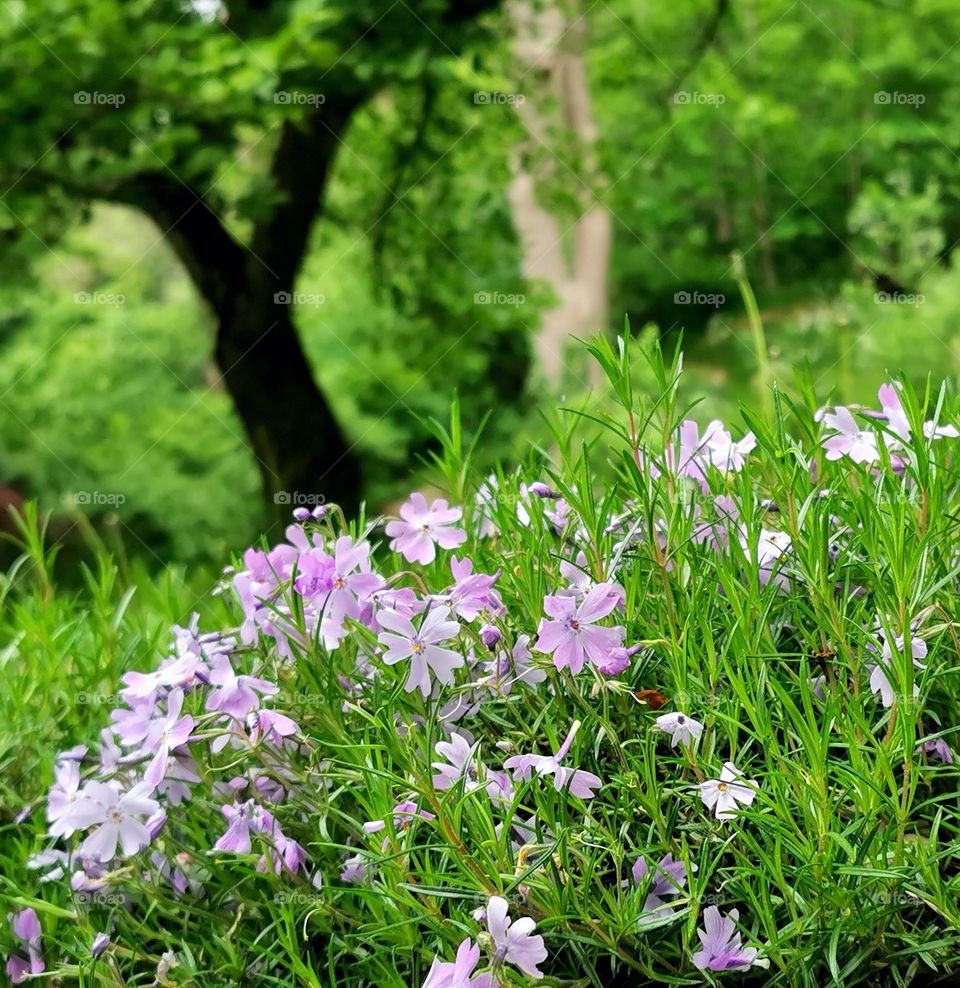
[673,91,725,106]
[288,693,327,706]
[74,290,125,307]
[274,291,325,307]
[274,491,326,507]
[674,290,725,307]
[875,291,924,307]
[76,691,123,706]
[474,91,525,106]
[76,891,126,906]
[874,91,925,107]
[474,290,525,307]
[672,685,726,710]
[74,91,126,107]
[274,90,326,107]
[73,491,126,507]
[273,891,321,906]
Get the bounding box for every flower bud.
[480,623,501,649]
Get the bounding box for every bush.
[3,340,960,986]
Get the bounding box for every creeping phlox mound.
[9,367,960,985]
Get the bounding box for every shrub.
[4,339,960,986]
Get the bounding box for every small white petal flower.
[698,762,758,821]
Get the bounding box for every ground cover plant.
[3,338,960,986]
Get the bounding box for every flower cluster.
[9,371,960,984]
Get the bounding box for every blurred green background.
[1,0,959,565]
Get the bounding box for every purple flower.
[529,481,560,499]
[110,697,156,746]
[206,653,278,719]
[433,557,503,623]
[296,536,384,647]
[362,800,435,839]
[655,711,704,748]
[481,634,546,694]
[692,906,759,971]
[700,420,757,472]
[142,689,196,788]
[385,492,467,565]
[698,762,758,821]
[739,527,792,590]
[377,605,464,698]
[431,733,512,803]
[919,738,953,764]
[6,908,43,983]
[340,854,369,884]
[626,852,694,922]
[91,932,111,958]
[480,623,501,649]
[422,938,493,988]
[120,652,204,705]
[534,582,625,675]
[876,382,959,443]
[486,895,548,979]
[248,709,300,746]
[292,548,335,599]
[214,800,277,854]
[261,833,307,876]
[66,781,161,862]
[504,721,602,799]
[595,644,639,676]
[665,420,756,487]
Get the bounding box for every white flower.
[698,762,758,821]
[655,711,704,748]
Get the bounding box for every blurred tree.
[587,0,960,340]
[0,0,504,513]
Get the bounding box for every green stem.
[732,250,774,421]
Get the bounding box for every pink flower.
[422,938,493,988]
[377,605,464,697]
[821,407,881,463]
[485,895,548,979]
[214,799,277,853]
[385,493,467,564]
[142,689,195,788]
[433,556,502,622]
[6,908,43,983]
[362,800,435,843]
[534,582,625,674]
[205,654,278,719]
[431,733,512,803]
[692,906,760,971]
[481,634,546,694]
[504,721,602,798]
[663,420,756,487]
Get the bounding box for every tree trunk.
[214,285,360,518]
[111,98,368,519]
[508,0,611,387]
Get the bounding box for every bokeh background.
[1,0,958,568]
